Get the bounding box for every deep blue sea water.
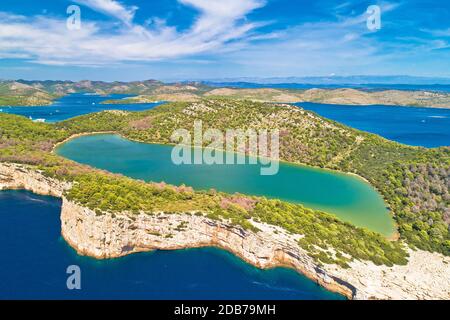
[296,103,450,148]
[0,190,344,300]
[0,93,164,122]
[1,93,448,148]
[1,91,448,299]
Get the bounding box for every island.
[0,81,57,106]
[0,99,449,299]
[1,80,449,108]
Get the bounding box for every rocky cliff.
[60,198,354,298]
[0,162,70,196]
[1,162,449,300]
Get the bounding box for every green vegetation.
[1,79,450,107]
[0,96,28,106]
[0,95,54,106]
[52,166,409,267]
[1,98,448,266]
[56,99,450,256]
[87,99,446,256]
[336,135,450,255]
[0,81,56,106]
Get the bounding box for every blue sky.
[0,0,449,81]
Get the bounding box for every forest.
[1,98,449,264]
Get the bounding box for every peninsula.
[0,99,449,299]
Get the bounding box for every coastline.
[97,96,450,109]
[59,206,354,299]
[53,131,375,185]
[51,131,117,153]
[293,101,450,109]
[1,162,449,300]
[0,101,54,108]
[53,131,398,238]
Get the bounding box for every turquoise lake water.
[56,134,395,236]
[3,93,448,299]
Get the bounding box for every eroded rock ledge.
[1,162,449,300]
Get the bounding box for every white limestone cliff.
[1,162,449,300]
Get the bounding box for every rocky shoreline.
[1,162,449,300]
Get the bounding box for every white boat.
[33,118,46,123]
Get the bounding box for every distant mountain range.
[199,75,450,85]
[0,78,449,108]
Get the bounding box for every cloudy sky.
[0,0,449,80]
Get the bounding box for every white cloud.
[74,0,138,25]
[421,28,450,37]
[178,0,265,40]
[216,5,408,77]
[3,0,427,76]
[0,0,265,66]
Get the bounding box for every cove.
[56,134,395,236]
[0,190,344,299]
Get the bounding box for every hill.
[0,81,56,106]
[1,98,448,257]
[0,80,449,108]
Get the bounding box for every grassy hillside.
[0,110,408,268]
[0,99,448,266]
[1,80,449,107]
[104,87,450,107]
[0,81,56,106]
[57,99,450,255]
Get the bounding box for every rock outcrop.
[0,162,70,196]
[1,162,449,300]
[60,198,354,298]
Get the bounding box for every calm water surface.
[1,92,448,148]
[297,103,450,148]
[56,134,395,236]
[0,93,164,122]
[5,92,448,299]
[0,190,344,300]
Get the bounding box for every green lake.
[56,134,395,236]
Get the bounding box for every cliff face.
[1,162,449,300]
[0,162,70,196]
[60,198,353,298]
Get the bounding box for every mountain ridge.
[1,79,449,108]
